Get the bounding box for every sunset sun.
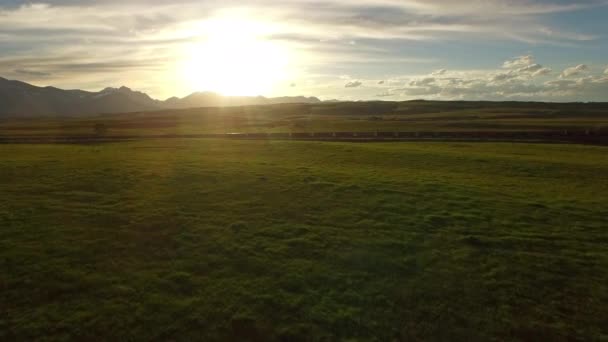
[180,17,291,96]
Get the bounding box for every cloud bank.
[560,64,589,78]
[371,55,608,101]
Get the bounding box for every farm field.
[2,138,607,340]
[1,101,607,138]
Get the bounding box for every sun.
[180,17,291,96]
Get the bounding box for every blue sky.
[0,0,607,101]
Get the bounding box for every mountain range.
[0,77,321,117]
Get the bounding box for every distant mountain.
[0,77,321,117]
[170,92,321,108]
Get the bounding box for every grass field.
[1,138,607,340]
[1,101,607,137]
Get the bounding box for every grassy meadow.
[1,101,607,137]
[1,138,607,340]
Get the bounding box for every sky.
[1,0,607,101]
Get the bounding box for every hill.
[0,77,321,117]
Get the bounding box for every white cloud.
[394,0,604,16]
[560,64,589,78]
[519,64,552,77]
[431,69,447,76]
[517,63,542,73]
[503,55,535,69]
[545,79,577,91]
[376,91,394,97]
[490,55,552,82]
[409,77,436,87]
[388,55,607,101]
[500,56,551,78]
[345,80,362,88]
[491,72,518,82]
[532,67,552,77]
[13,68,51,77]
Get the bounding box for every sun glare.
[180,17,291,96]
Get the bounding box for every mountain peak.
[101,87,118,93]
[0,77,324,117]
[101,86,133,94]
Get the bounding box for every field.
[1,101,608,138]
[2,138,607,340]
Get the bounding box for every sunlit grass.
[2,140,607,340]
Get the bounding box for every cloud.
[2,56,166,74]
[517,63,542,73]
[503,55,535,69]
[399,0,606,16]
[517,64,552,77]
[560,64,589,78]
[544,75,608,99]
[491,72,518,82]
[13,68,51,77]
[499,55,552,78]
[409,77,436,87]
[431,69,447,76]
[345,80,362,88]
[376,91,394,97]
[1,1,602,48]
[378,80,385,84]
[545,79,577,91]
[390,55,608,101]
[401,75,533,99]
[604,67,608,75]
[0,1,606,100]
[532,67,552,77]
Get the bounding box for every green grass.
[1,100,607,137]
[1,139,608,340]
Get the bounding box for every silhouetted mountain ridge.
[0,77,321,117]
